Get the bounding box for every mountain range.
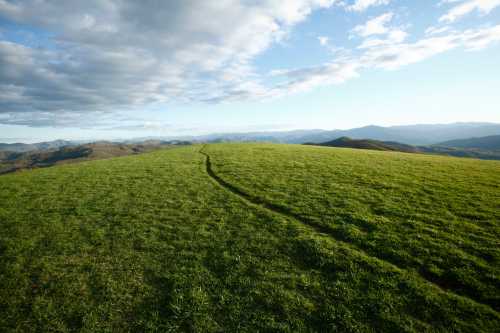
[437,135,500,150]
[133,122,500,145]
[1,123,500,152]
[0,140,74,153]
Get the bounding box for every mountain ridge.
[307,136,500,160]
[2,122,500,150]
[436,135,500,150]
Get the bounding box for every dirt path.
[199,145,499,314]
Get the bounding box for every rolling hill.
[0,144,499,331]
[309,136,500,160]
[0,141,189,174]
[308,136,420,153]
[437,135,500,150]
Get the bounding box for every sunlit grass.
[0,144,499,331]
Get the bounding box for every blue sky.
[0,0,499,142]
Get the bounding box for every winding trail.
[198,145,499,314]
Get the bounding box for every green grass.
[1,144,499,331]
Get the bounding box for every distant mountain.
[307,136,500,160]
[0,141,189,174]
[3,123,500,149]
[296,123,500,145]
[419,146,500,160]
[164,122,500,145]
[308,137,420,153]
[0,140,74,152]
[194,129,330,144]
[436,135,500,150]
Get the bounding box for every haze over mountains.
[1,122,499,174]
[1,122,500,153]
[213,122,500,145]
[0,140,75,153]
[130,122,500,146]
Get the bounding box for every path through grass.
[0,144,498,331]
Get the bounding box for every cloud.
[360,35,459,70]
[0,0,336,127]
[107,122,173,132]
[439,0,500,23]
[269,61,361,95]
[267,24,500,95]
[360,25,500,69]
[425,25,453,35]
[318,36,330,45]
[357,28,408,49]
[351,12,394,37]
[461,24,500,50]
[346,0,391,12]
[0,0,499,129]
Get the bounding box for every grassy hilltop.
[0,144,499,332]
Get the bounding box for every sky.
[0,0,500,143]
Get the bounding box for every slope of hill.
[309,136,420,153]
[0,141,188,174]
[419,146,500,160]
[207,144,500,310]
[437,135,500,150]
[308,136,500,160]
[0,144,499,331]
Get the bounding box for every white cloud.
[439,0,500,23]
[346,0,391,12]
[461,24,500,50]
[425,26,453,35]
[268,24,500,96]
[0,0,499,129]
[352,11,408,49]
[0,0,337,126]
[269,61,362,95]
[360,25,500,70]
[360,35,460,70]
[357,29,407,49]
[351,12,394,37]
[318,36,330,45]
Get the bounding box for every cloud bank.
[0,0,336,126]
[0,0,499,128]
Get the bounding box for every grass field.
[0,144,499,332]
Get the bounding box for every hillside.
[0,141,188,174]
[437,135,500,150]
[309,136,500,160]
[309,136,420,153]
[0,144,499,331]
